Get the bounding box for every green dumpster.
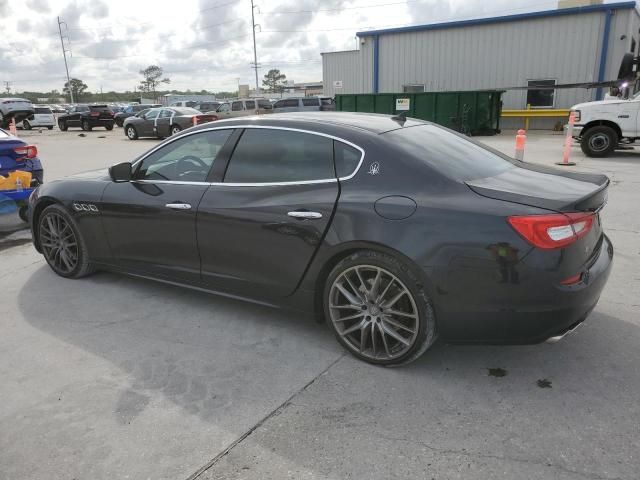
[335,90,504,135]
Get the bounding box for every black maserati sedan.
[28,113,613,365]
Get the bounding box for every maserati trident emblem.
[368,162,380,175]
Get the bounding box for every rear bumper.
[436,234,614,344]
[87,118,114,126]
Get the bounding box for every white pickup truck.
[571,93,640,157]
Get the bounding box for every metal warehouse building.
[322,1,640,128]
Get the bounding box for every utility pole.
[3,81,11,95]
[57,16,74,103]
[250,0,260,96]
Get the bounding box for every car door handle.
[165,203,192,210]
[287,210,322,220]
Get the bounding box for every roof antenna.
[391,111,408,126]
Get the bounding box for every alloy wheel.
[328,264,419,361]
[39,212,79,274]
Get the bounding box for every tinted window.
[144,109,160,120]
[132,105,145,112]
[321,98,334,105]
[136,130,233,182]
[34,107,51,114]
[302,98,319,107]
[334,141,362,178]
[159,109,173,118]
[232,101,243,111]
[225,129,334,183]
[386,125,514,181]
[244,100,255,109]
[526,79,556,108]
[258,99,272,109]
[283,99,299,107]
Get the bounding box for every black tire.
[115,119,123,127]
[58,120,68,131]
[581,125,617,158]
[18,205,29,222]
[47,126,53,130]
[125,125,139,140]
[170,124,181,135]
[105,124,114,131]
[323,250,436,366]
[81,119,92,132]
[37,204,95,279]
[23,120,32,130]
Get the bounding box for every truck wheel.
[581,126,617,158]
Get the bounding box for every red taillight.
[507,212,595,249]
[14,145,38,160]
[90,111,100,117]
[560,273,583,285]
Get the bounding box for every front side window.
[526,79,556,108]
[159,109,173,118]
[144,109,160,120]
[232,101,243,111]
[224,129,334,183]
[302,98,319,107]
[135,130,233,182]
[217,103,231,113]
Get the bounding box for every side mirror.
[109,162,132,182]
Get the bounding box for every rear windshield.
[174,107,200,115]
[90,105,110,111]
[34,107,52,114]
[386,125,515,181]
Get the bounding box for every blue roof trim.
[356,1,637,37]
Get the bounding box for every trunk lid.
[466,163,609,213]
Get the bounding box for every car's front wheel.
[324,250,436,366]
[38,204,94,279]
[581,126,617,157]
[23,120,32,130]
[81,119,92,131]
[125,125,138,140]
[58,120,68,131]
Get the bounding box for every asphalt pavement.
[1,127,638,479]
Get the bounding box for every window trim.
[132,125,365,186]
[526,78,557,109]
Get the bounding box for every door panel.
[101,182,208,283]
[197,182,339,297]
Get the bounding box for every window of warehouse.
[403,84,425,93]
[526,79,556,108]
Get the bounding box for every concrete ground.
[1,127,638,480]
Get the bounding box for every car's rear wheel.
[38,204,94,279]
[23,120,32,130]
[324,250,436,366]
[58,120,68,131]
[126,125,138,140]
[105,124,113,131]
[581,126,617,157]
[170,124,181,135]
[81,120,92,131]
[47,126,53,130]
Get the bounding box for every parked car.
[48,105,69,114]
[21,105,55,130]
[272,97,335,113]
[123,107,217,140]
[0,127,43,220]
[28,112,613,366]
[211,98,272,119]
[57,104,115,131]
[114,104,162,127]
[0,98,34,129]
[170,101,198,108]
[194,101,221,113]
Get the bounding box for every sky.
[0,0,599,94]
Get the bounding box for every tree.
[262,69,287,93]
[63,78,88,101]
[139,65,170,97]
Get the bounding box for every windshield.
[385,125,515,181]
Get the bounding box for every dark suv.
[58,104,115,131]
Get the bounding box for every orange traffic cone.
[9,117,17,136]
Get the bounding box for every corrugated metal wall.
[322,7,640,129]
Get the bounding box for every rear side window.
[225,129,334,183]
[258,100,272,109]
[386,125,514,181]
[34,107,52,114]
[244,100,255,109]
[302,98,319,107]
[232,101,243,111]
[334,141,362,178]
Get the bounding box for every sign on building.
[396,98,410,111]
[333,80,343,89]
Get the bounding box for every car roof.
[194,112,428,135]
